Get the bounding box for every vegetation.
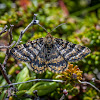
[0,0,100,99]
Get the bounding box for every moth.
[10,32,91,74]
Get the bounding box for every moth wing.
[47,45,68,73]
[54,38,91,62]
[31,50,47,74]
[10,38,44,62]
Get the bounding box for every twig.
[84,74,100,84]
[15,14,39,46]
[0,78,100,94]
[0,14,39,89]
[0,25,15,85]
[0,25,8,35]
[8,25,14,44]
[60,94,65,100]
[0,41,16,49]
[33,90,40,100]
[0,64,12,84]
[0,79,65,88]
[59,89,68,100]
[78,80,100,93]
[3,25,14,66]
[0,14,39,97]
[0,25,16,97]
[94,79,100,84]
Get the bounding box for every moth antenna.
[50,23,66,33]
[37,23,49,33]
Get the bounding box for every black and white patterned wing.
[54,38,91,62]
[10,38,44,62]
[46,45,68,73]
[31,50,47,74]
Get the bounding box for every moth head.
[45,33,53,44]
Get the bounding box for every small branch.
[0,64,12,84]
[3,25,14,66]
[1,78,100,93]
[78,80,100,93]
[94,79,100,84]
[8,25,14,44]
[0,41,16,49]
[33,90,40,100]
[0,15,39,96]
[15,14,39,46]
[60,94,65,100]
[0,14,39,91]
[0,79,65,88]
[0,25,8,35]
[59,89,68,100]
[0,25,15,87]
[21,93,33,98]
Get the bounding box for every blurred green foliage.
[0,0,100,99]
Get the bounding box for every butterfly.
[10,33,91,74]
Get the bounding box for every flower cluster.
[55,64,83,84]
